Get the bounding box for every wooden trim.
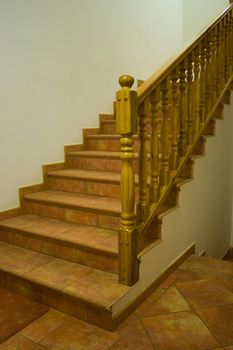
[223,247,233,260]
[112,243,195,329]
[0,207,22,221]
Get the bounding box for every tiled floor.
[1,254,233,349]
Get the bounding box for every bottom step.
[0,242,130,330]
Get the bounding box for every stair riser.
[23,201,121,230]
[0,228,118,274]
[46,177,121,198]
[46,178,140,199]
[85,138,141,152]
[0,270,113,330]
[100,122,116,134]
[67,157,139,173]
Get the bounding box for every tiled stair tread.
[86,134,142,140]
[47,169,143,186]
[68,151,122,158]
[47,169,121,183]
[0,214,118,254]
[24,190,121,215]
[0,241,129,308]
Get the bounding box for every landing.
[1,254,233,349]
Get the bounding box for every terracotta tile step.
[46,169,140,198]
[0,214,118,273]
[85,134,149,152]
[0,241,130,330]
[46,169,122,198]
[23,190,121,230]
[66,150,139,172]
[100,119,116,134]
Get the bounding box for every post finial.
[119,75,134,88]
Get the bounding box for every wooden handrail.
[116,2,233,286]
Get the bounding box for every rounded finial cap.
[119,75,134,88]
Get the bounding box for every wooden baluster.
[210,27,217,105]
[160,77,170,188]
[137,100,149,222]
[149,87,160,203]
[178,60,187,157]
[170,67,179,171]
[220,19,226,89]
[215,23,221,98]
[199,40,207,125]
[226,13,231,78]
[193,45,201,136]
[186,53,194,145]
[205,34,212,113]
[116,75,138,286]
[230,10,233,73]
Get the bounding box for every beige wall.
[0,0,183,210]
[182,0,229,44]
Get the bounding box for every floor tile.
[17,335,47,349]
[20,309,68,343]
[142,310,220,349]
[197,304,233,347]
[136,286,190,317]
[176,279,233,309]
[0,334,18,350]
[220,279,233,293]
[40,316,118,350]
[186,256,233,279]
[134,288,165,317]
[110,315,153,350]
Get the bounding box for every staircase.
[0,3,233,331]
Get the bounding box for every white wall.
[0,0,183,210]
[182,0,229,44]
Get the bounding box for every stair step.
[85,134,145,152]
[100,119,116,134]
[0,214,118,273]
[46,169,122,198]
[67,150,139,172]
[0,241,129,330]
[23,191,121,230]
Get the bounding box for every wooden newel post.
[116,75,139,286]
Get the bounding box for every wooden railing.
[116,3,233,286]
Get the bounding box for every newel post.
[116,75,139,286]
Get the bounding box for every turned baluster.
[210,27,217,105]
[215,23,221,97]
[205,34,212,113]
[199,40,207,125]
[116,75,138,286]
[186,53,194,145]
[170,67,179,171]
[149,87,160,203]
[137,100,149,222]
[220,19,226,89]
[193,45,201,136]
[230,10,233,72]
[160,77,170,188]
[178,60,187,157]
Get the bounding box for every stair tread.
[48,169,121,183]
[68,150,139,158]
[0,241,129,308]
[24,190,121,215]
[68,150,122,158]
[0,214,118,254]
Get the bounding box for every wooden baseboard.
[223,247,233,260]
[112,243,195,329]
[0,207,21,221]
